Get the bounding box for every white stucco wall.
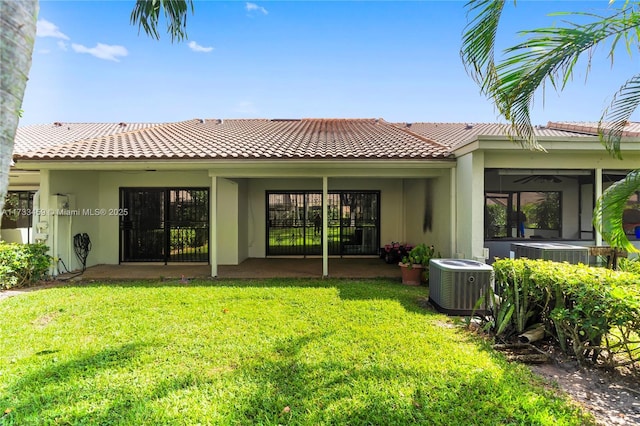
[216,178,250,265]
[46,170,100,271]
[455,152,485,260]
[402,175,452,257]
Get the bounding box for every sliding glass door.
[267,191,380,256]
[120,188,209,262]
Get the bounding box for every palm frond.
[130,0,194,42]
[599,73,640,159]
[465,3,640,151]
[594,168,640,253]
[460,0,507,93]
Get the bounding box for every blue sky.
[20,0,637,126]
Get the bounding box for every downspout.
[322,176,328,277]
[595,168,603,246]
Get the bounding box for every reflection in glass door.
[267,191,379,256]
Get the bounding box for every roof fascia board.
[206,168,448,178]
[485,151,640,169]
[16,159,455,177]
[453,135,640,155]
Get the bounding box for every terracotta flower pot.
[399,263,423,285]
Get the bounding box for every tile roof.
[395,122,599,148]
[16,118,452,161]
[15,119,640,162]
[14,122,161,155]
[546,121,640,136]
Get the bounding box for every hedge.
[491,258,640,367]
[0,242,51,289]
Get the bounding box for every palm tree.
[0,0,193,217]
[0,1,38,217]
[461,0,640,253]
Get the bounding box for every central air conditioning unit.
[510,242,589,264]
[429,259,494,316]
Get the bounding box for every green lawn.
[0,279,592,425]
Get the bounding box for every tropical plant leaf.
[462,1,640,152]
[495,10,640,149]
[130,0,194,42]
[461,0,507,92]
[594,168,640,253]
[599,74,640,159]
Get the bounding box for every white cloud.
[188,41,214,53]
[57,41,68,51]
[37,19,69,40]
[246,2,268,15]
[71,43,128,62]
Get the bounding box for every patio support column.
[450,167,457,257]
[455,151,485,259]
[210,174,218,277]
[595,168,603,246]
[322,176,328,277]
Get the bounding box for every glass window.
[485,191,561,239]
[2,191,35,229]
[622,191,640,236]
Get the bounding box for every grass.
[0,279,593,425]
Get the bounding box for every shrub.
[490,259,640,368]
[0,242,51,289]
[618,256,640,275]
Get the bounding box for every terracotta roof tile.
[395,122,598,147]
[18,119,640,162]
[14,122,161,155]
[17,118,453,161]
[547,121,640,137]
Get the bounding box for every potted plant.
[399,243,437,285]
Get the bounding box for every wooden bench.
[589,246,628,269]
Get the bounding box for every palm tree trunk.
[0,0,38,215]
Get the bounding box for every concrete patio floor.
[63,258,403,281]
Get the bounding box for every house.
[7,118,640,277]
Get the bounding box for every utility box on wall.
[50,194,76,213]
[429,259,494,316]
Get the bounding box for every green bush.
[0,242,51,289]
[618,256,640,275]
[491,259,640,367]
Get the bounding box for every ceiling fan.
[513,175,564,184]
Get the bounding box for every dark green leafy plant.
[401,244,436,266]
[490,258,640,368]
[401,244,440,281]
[0,242,51,289]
